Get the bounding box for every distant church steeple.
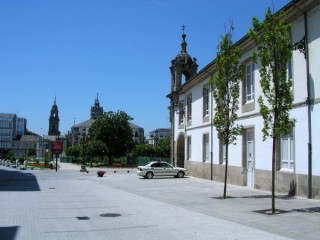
[91,94,104,119]
[48,97,60,136]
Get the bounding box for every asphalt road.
[0,164,319,240]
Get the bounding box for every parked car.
[137,161,187,179]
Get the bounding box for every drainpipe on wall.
[292,1,312,199]
[304,12,312,199]
[210,81,214,181]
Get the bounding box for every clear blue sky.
[0,0,290,137]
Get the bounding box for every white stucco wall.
[308,5,320,176]
[288,107,309,174]
[311,104,320,175]
[186,126,211,163]
[291,15,308,104]
[308,5,320,100]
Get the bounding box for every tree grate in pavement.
[76,216,90,220]
[211,196,236,199]
[255,207,320,215]
[254,209,289,215]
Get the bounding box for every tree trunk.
[272,136,276,214]
[223,143,229,199]
[272,72,279,214]
[271,107,278,214]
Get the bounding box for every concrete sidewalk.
[0,164,319,240]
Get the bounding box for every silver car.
[137,161,187,179]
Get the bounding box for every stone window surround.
[242,59,255,113]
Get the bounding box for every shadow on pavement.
[292,207,320,213]
[240,194,294,200]
[0,169,40,191]
[212,195,294,200]
[254,207,320,215]
[0,226,19,240]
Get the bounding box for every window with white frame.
[187,94,192,122]
[219,139,226,164]
[203,134,209,162]
[280,128,294,170]
[203,85,209,117]
[187,136,192,160]
[178,101,184,125]
[246,63,255,102]
[286,59,294,98]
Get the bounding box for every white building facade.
[168,0,320,198]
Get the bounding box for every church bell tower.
[167,26,198,167]
[170,26,198,94]
[168,26,198,112]
[48,97,60,136]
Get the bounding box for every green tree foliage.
[64,132,72,148]
[132,144,155,158]
[27,147,36,158]
[132,135,170,160]
[66,145,81,158]
[249,8,294,213]
[211,22,244,199]
[80,139,107,166]
[156,134,171,158]
[88,111,134,165]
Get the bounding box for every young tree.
[249,8,294,213]
[211,22,244,199]
[89,111,134,165]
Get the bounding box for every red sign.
[51,141,63,152]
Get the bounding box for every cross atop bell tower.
[181,24,186,33]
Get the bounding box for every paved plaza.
[0,163,319,240]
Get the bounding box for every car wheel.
[177,171,185,178]
[146,172,154,179]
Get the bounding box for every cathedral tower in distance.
[48,97,60,136]
[91,94,104,119]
